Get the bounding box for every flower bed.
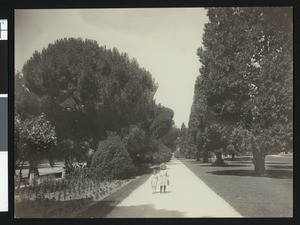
[15,175,133,218]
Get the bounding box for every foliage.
[160,126,180,152]
[186,7,292,173]
[152,143,173,165]
[178,123,188,157]
[17,37,179,171]
[149,104,175,139]
[15,172,131,218]
[119,103,179,164]
[15,114,58,173]
[15,72,41,120]
[122,125,147,164]
[22,38,157,146]
[90,134,136,179]
[57,139,87,174]
[227,126,252,157]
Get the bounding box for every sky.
[15,8,208,127]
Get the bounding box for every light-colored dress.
[150,174,158,187]
[159,170,169,186]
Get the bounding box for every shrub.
[90,134,136,179]
[152,143,172,165]
[122,125,147,164]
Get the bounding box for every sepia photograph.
[14,7,293,218]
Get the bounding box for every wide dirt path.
[105,158,242,218]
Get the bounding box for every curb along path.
[106,158,242,218]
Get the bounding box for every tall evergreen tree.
[190,7,292,173]
[22,38,157,146]
[178,123,188,157]
[18,37,179,169]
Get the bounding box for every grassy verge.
[180,155,293,217]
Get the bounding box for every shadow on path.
[106,204,185,218]
[167,161,181,165]
[209,169,293,179]
[151,191,172,194]
[76,173,151,218]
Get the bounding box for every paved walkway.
[105,158,242,218]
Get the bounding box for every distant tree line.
[15,38,179,179]
[179,7,292,174]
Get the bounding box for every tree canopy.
[22,38,158,146]
[15,38,179,177]
[15,114,58,174]
[183,7,292,173]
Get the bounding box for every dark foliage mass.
[15,38,179,179]
[180,8,292,173]
[152,143,173,165]
[21,38,157,145]
[90,134,136,179]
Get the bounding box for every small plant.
[78,182,81,195]
[58,190,61,201]
[63,188,67,201]
[34,188,38,200]
[95,191,99,200]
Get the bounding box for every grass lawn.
[180,155,293,217]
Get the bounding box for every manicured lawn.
[180,155,293,217]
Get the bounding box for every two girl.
[150,163,169,193]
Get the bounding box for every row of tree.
[15,38,179,179]
[179,7,292,174]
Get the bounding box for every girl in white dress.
[159,163,169,193]
[150,169,158,193]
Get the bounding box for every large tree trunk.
[28,160,39,186]
[215,151,224,166]
[64,154,70,168]
[253,152,266,174]
[17,161,24,190]
[231,153,235,159]
[28,160,39,176]
[196,151,200,161]
[202,152,209,163]
[251,136,266,174]
[64,154,74,175]
[86,148,94,167]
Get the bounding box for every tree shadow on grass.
[225,157,253,161]
[185,160,208,165]
[208,169,293,179]
[183,160,250,167]
[236,162,292,166]
[234,161,253,164]
[200,164,250,168]
[266,165,293,170]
